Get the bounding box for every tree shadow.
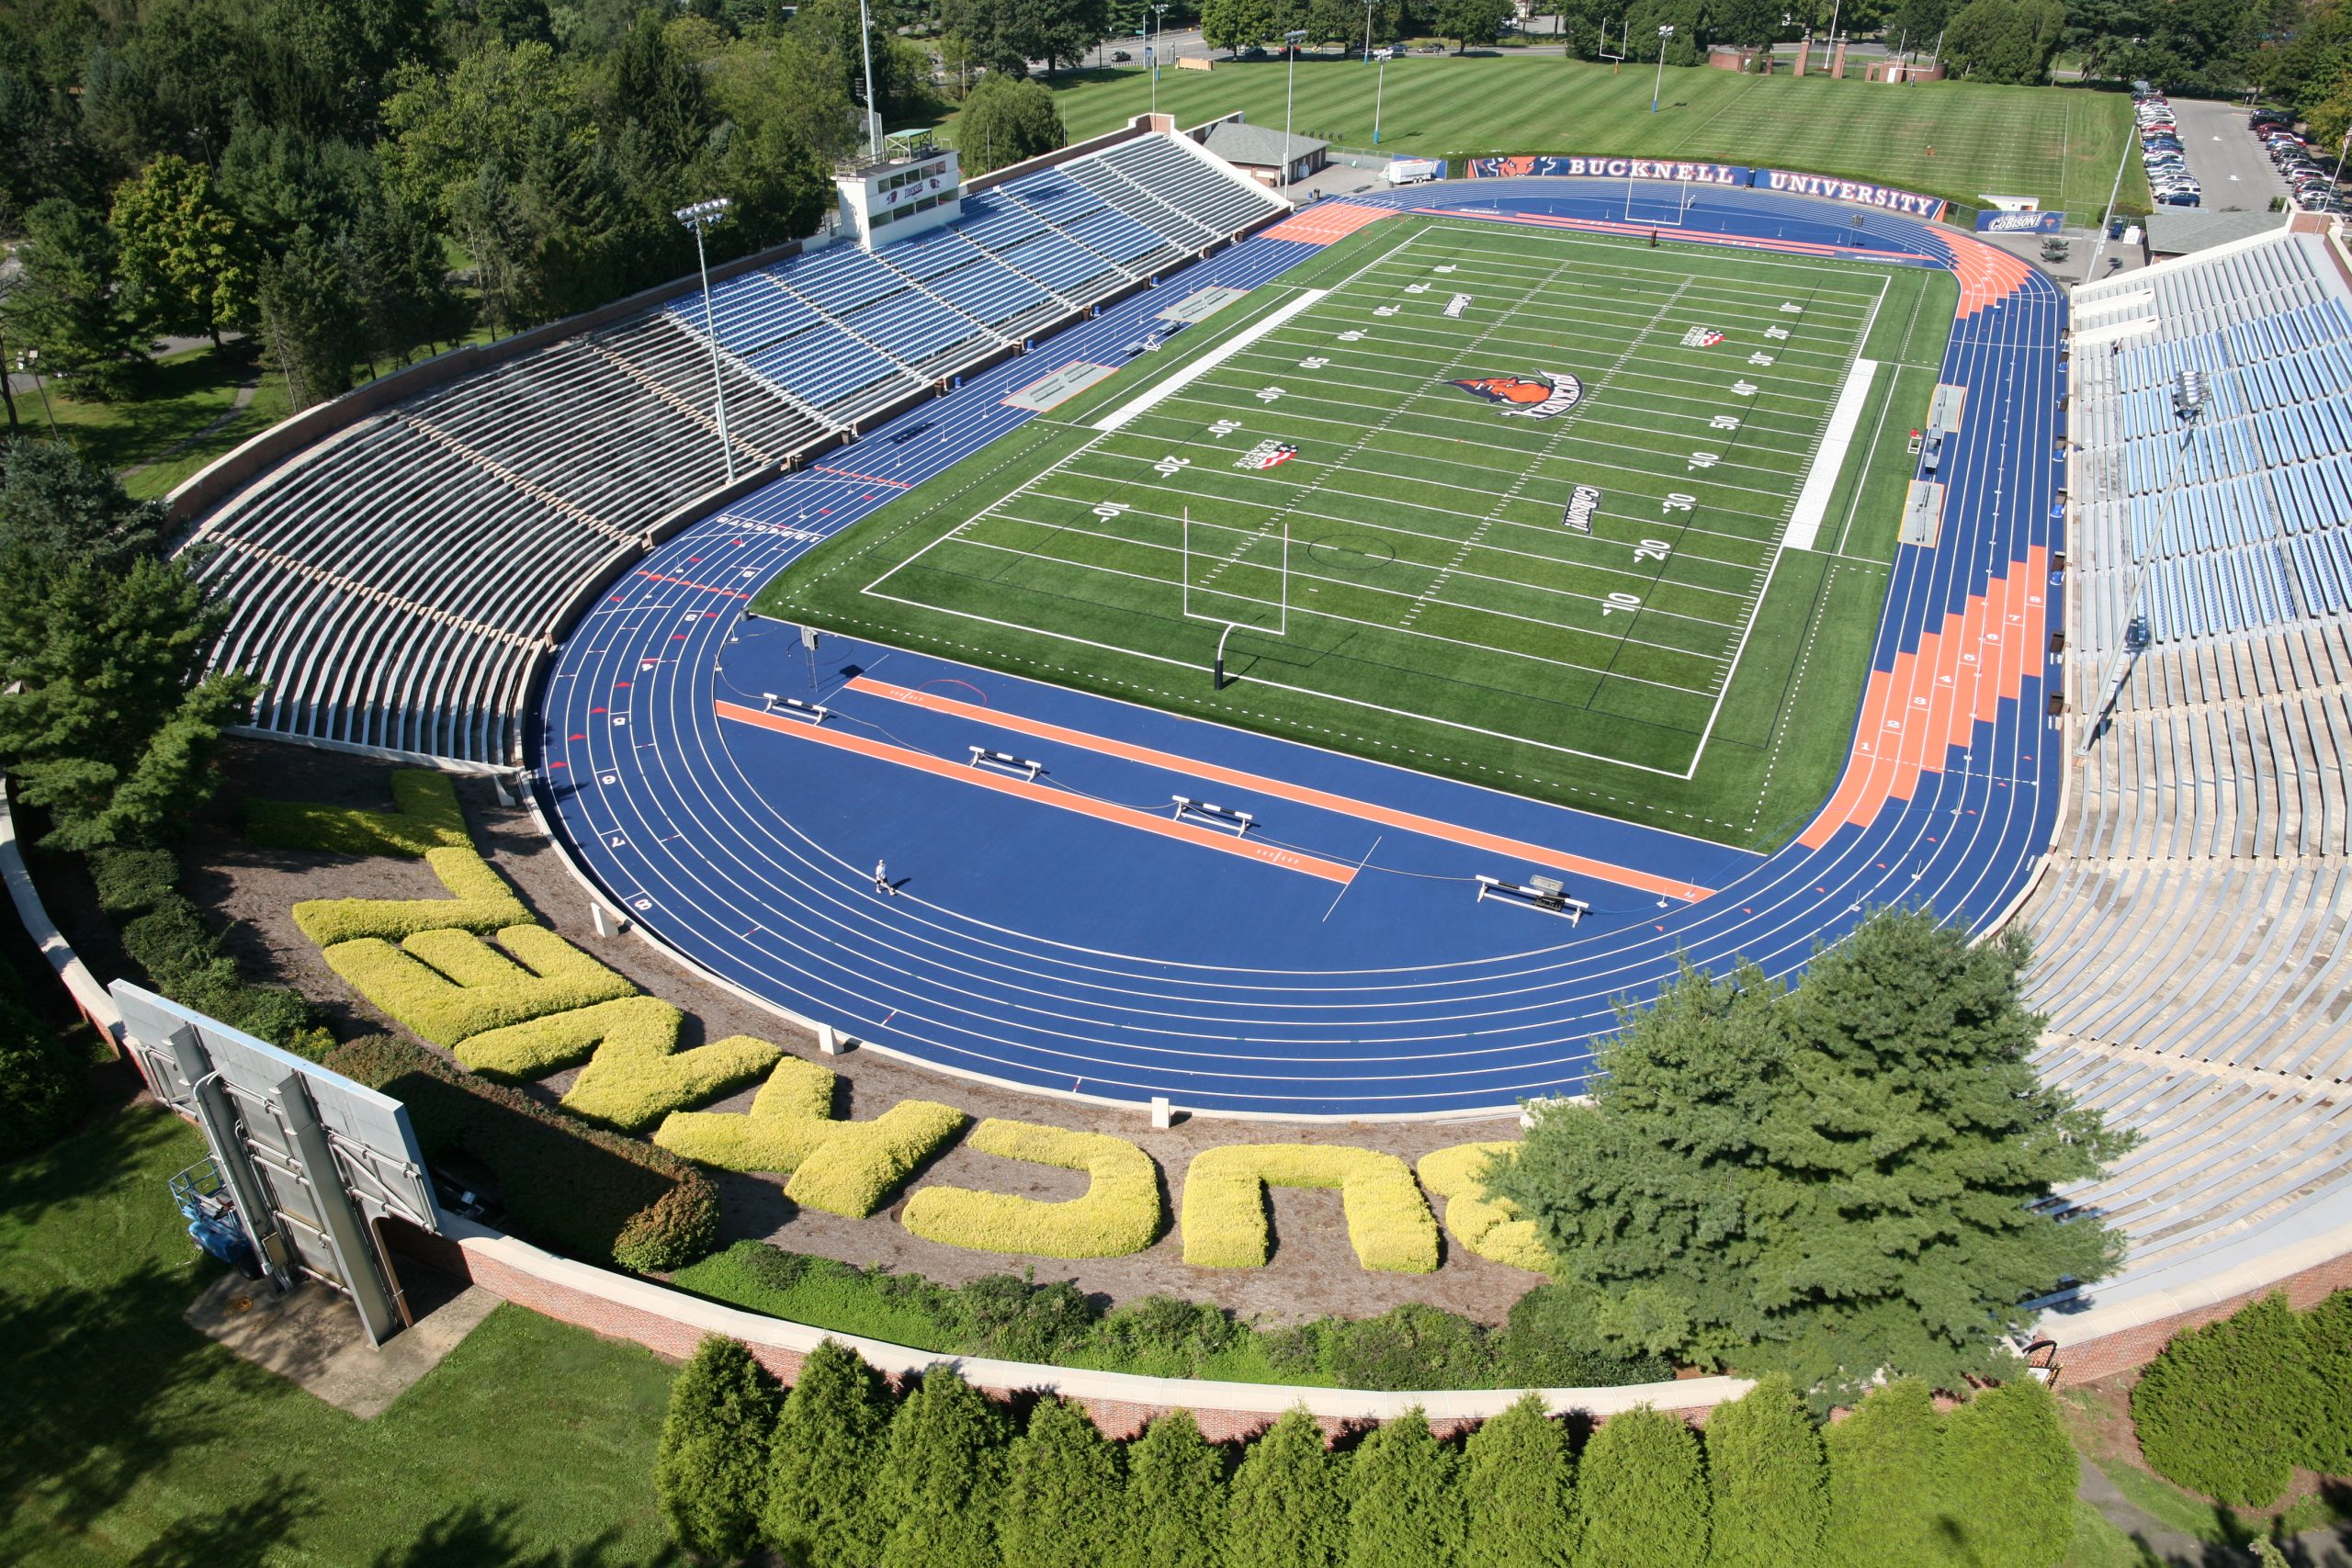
[125,1480,321,1568]
[369,1500,676,1568]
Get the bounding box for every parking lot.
[2168,96,2294,211]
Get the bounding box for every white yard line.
[1092,288,1331,432]
[1782,357,1882,553]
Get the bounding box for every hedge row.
[654,1340,2082,1568]
[322,923,639,1044]
[900,1118,1165,1259]
[291,845,531,946]
[1415,1142,1551,1275]
[650,1054,967,1217]
[673,1240,1671,1391]
[2132,1289,2352,1505]
[326,1033,718,1271]
[1181,1144,1439,1273]
[96,844,329,1059]
[242,769,469,859]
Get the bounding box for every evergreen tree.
[1940,1379,2076,1568]
[1701,1375,1826,1568]
[1821,1380,1944,1568]
[1114,1410,1228,1568]
[1497,911,2135,1402]
[2132,1293,2319,1506]
[0,434,172,578]
[873,1367,1013,1568]
[1344,1409,1463,1568]
[2,199,146,400]
[762,1338,896,1566]
[1460,1394,1575,1568]
[998,1396,1123,1568]
[0,553,258,850]
[253,230,364,409]
[2297,1291,2352,1477]
[652,1335,783,1562]
[1570,1407,1708,1568]
[1224,1407,1344,1568]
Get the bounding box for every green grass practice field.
[761,218,1954,848]
[1023,56,2141,221]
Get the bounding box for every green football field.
[1016,56,2143,223]
[761,219,1955,849]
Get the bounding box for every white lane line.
[1091,288,1330,432]
[1783,357,1881,553]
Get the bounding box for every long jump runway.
[533,180,2067,1118]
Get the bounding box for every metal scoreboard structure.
[115,981,442,1347]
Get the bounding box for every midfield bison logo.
[1448,370,1586,419]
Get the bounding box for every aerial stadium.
[13,61,2352,1564]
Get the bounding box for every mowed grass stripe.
[766,216,1939,822]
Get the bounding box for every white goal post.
[1180,508,1290,688]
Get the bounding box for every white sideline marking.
[1782,356,1880,553]
[1092,289,1329,432]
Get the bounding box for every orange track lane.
[715,700,1360,885]
[1262,203,1394,245]
[844,677,1713,901]
[1797,546,2050,849]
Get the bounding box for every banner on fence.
[1748,168,1947,220]
[1464,155,1752,186]
[1973,209,2065,234]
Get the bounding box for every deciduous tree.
[957,73,1067,175]
[111,153,261,346]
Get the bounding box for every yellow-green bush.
[555,999,782,1133]
[1180,1144,1437,1273]
[292,846,533,946]
[1417,1142,1552,1274]
[651,1060,967,1219]
[244,768,471,858]
[899,1118,1162,1259]
[785,1101,967,1218]
[323,924,636,1045]
[653,1057,843,1172]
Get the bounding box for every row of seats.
[2020,227,2352,1313]
[673,133,1282,427]
[192,132,1287,765]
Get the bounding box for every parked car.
[1112,48,1130,61]
[2156,190,2201,206]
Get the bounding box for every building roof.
[2143,209,2285,257]
[1203,119,1329,168]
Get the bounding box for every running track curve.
[530,178,2067,1119]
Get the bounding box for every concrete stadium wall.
[384,1215,1743,1439]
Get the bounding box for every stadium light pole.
[1373,47,1392,144]
[673,197,737,484]
[1651,24,1673,114]
[1283,28,1308,188]
[1150,3,1169,114]
[2081,110,2138,285]
[855,0,882,162]
[1363,0,1376,61]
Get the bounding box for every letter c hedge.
[1417,1142,1552,1274]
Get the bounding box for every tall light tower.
[1372,45,1394,144]
[673,197,736,483]
[1283,28,1308,188]
[1363,0,1377,61]
[855,0,882,162]
[1651,23,1674,114]
[1151,3,1170,116]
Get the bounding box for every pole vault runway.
[531,180,2067,1119]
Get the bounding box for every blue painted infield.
[531,179,2066,1117]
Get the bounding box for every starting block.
[1172,795,1255,835]
[1476,874,1590,923]
[968,746,1045,781]
[761,694,830,724]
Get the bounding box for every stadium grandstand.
[2022,220,2352,1325]
[187,128,1285,764]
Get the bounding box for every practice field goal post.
[1626,175,1698,229]
[1180,507,1291,688]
